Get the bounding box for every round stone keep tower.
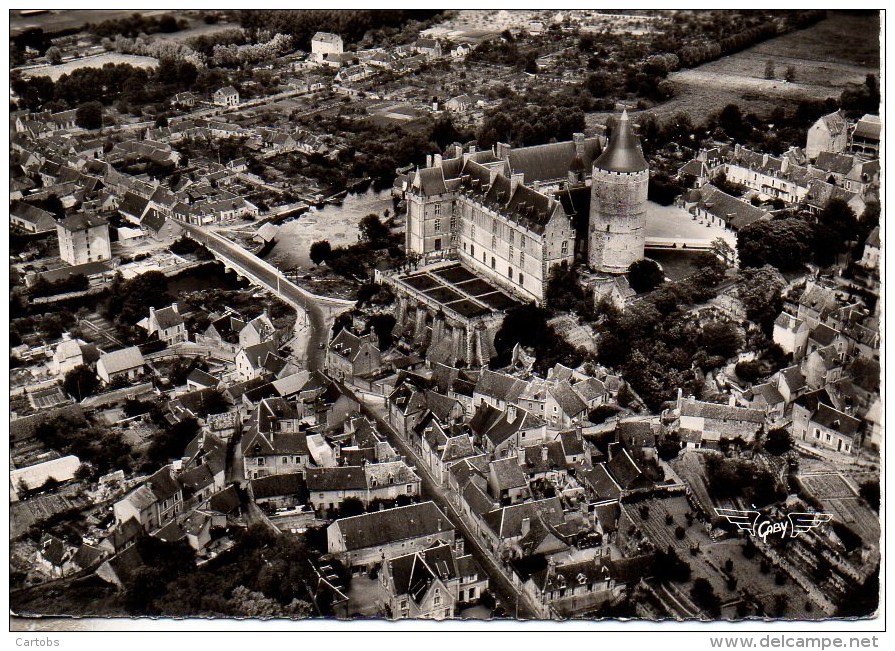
[588,110,649,274]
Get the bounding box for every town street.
[337,383,542,619]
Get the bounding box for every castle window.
[434,218,441,231]
[470,244,475,256]
[434,238,442,250]
[492,234,497,248]
[561,240,568,255]
[508,267,513,280]
[491,257,496,269]
[471,224,476,238]
[519,251,524,266]
[434,203,441,216]
[518,274,524,286]
[491,218,497,233]
[509,230,515,245]
[606,224,610,232]
[450,216,457,230]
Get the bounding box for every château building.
[405,113,650,302]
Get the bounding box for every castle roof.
[594,111,648,173]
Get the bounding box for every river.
[263,188,395,270]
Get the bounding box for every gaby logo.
[714,507,832,543]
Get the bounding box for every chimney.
[489,167,500,185]
[573,132,586,156]
[728,394,736,407]
[507,405,517,423]
[521,517,531,537]
[434,153,443,168]
[171,302,178,314]
[541,445,548,462]
[468,144,477,154]
[437,517,442,532]
[762,153,769,166]
[510,172,524,194]
[426,154,433,168]
[496,142,512,160]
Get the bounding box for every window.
[450,216,457,230]
[470,244,475,256]
[407,484,413,493]
[282,456,288,464]
[434,203,441,216]
[319,493,324,498]
[492,234,497,248]
[294,456,301,464]
[434,595,442,607]
[491,217,497,233]
[508,267,513,280]
[434,238,442,250]
[257,458,265,466]
[561,240,568,255]
[434,218,441,231]
[491,257,496,269]
[509,230,515,245]
[471,224,475,238]
[518,274,524,286]
[519,251,524,266]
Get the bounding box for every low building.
[112,466,183,533]
[241,398,310,480]
[11,202,56,233]
[213,86,239,107]
[143,304,188,345]
[10,455,81,500]
[50,336,98,376]
[326,329,382,382]
[773,312,809,359]
[96,346,145,385]
[670,394,765,447]
[249,473,305,510]
[794,401,861,454]
[306,461,421,514]
[380,542,486,620]
[326,501,456,572]
[311,31,344,62]
[806,110,850,160]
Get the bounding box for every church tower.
[588,110,649,274]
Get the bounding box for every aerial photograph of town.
[7,6,884,640]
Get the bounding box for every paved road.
[338,383,541,619]
[182,224,352,372]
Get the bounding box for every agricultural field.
[21,52,159,81]
[589,12,881,126]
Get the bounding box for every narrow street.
[337,383,541,619]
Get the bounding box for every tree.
[859,480,880,512]
[735,359,763,384]
[737,218,813,271]
[75,101,104,130]
[764,59,775,79]
[764,428,792,455]
[63,365,99,402]
[784,66,796,83]
[700,320,741,359]
[814,198,858,267]
[358,213,390,247]
[736,265,785,334]
[627,259,665,293]
[46,46,63,65]
[690,578,721,617]
[309,240,332,265]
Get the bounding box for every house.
[417,415,477,486]
[113,466,183,532]
[213,86,239,107]
[745,382,786,422]
[326,329,382,382]
[683,184,770,232]
[519,441,568,482]
[239,311,278,348]
[524,555,653,617]
[141,209,183,242]
[380,542,486,620]
[803,344,845,389]
[35,534,72,578]
[670,394,765,447]
[197,312,246,354]
[469,402,547,459]
[306,461,421,514]
[806,110,850,159]
[859,226,880,270]
[142,304,188,345]
[311,32,344,62]
[794,400,861,454]
[804,179,866,219]
[851,114,881,158]
[488,457,531,504]
[50,335,98,376]
[776,365,807,405]
[172,91,197,108]
[326,501,456,572]
[387,378,464,439]
[797,281,844,331]
[414,38,443,58]
[473,369,527,410]
[96,544,144,589]
[234,341,291,382]
[479,497,565,555]
[10,202,56,233]
[250,473,306,510]
[241,398,310,480]
[773,312,810,359]
[96,346,145,385]
[546,381,588,429]
[56,213,111,266]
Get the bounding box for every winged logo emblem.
[714,507,832,542]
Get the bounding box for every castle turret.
[588,110,649,274]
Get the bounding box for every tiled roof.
[489,457,528,490]
[679,398,765,424]
[152,305,183,330]
[594,111,648,173]
[331,501,451,551]
[505,137,603,184]
[251,473,305,499]
[98,346,145,375]
[812,404,861,435]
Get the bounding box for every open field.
[10,9,171,35]
[21,53,159,81]
[588,12,880,127]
